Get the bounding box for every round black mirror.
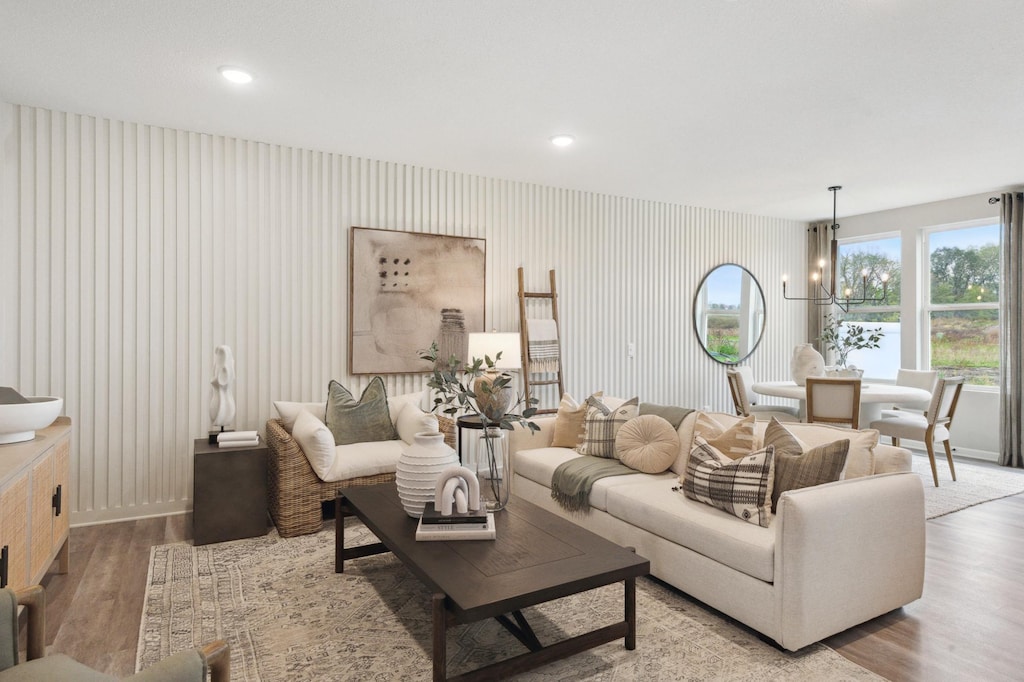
[693,263,766,365]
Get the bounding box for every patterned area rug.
[138,520,881,681]
[910,454,1024,518]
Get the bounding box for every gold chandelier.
[783,186,889,313]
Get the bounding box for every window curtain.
[806,222,832,352]
[999,191,1024,468]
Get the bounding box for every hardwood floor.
[30,493,1024,680]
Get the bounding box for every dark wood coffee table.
[335,484,649,681]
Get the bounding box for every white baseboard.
[71,500,190,528]
[898,440,998,463]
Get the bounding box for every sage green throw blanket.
[551,456,635,512]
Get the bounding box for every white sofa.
[509,411,926,651]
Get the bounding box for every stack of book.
[415,502,496,541]
[217,430,260,448]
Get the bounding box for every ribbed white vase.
[395,431,458,518]
[791,344,826,386]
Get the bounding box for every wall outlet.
[702,404,711,412]
[627,342,636,359]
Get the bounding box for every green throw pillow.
[325,376,398,446]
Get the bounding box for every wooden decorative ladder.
[517,267,565,414]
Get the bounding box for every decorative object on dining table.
[395,431,459,518]
[419,341,539,512]
[208,345,236,443]
[817,313,884,377]
[782,186,890,313]
[790,343,826,386]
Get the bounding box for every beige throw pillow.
[682,436,775,528]
[693,412,756,459]
[576,395,639,458]
[551,392,602,448]
[292,410,336,480]
[615,414,680,473]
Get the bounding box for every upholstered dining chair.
[870,376,965,487]
[805,377,862,429]
[879,369,938,419]
[1,585,231,681]
[726,367,800,421]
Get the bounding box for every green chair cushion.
[0,654,115,681]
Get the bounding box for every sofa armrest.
[773,472,925,650]
[509,415,556,455]
[873,443,913,473]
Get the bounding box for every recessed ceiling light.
[219,66,254,84]
[550,134,575,147]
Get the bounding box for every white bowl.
[0,397,64,445]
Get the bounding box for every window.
[836,236,901,379]
[927,222,1000,386]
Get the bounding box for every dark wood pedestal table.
[336,484,650,682]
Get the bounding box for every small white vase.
[395,431,458,518]
[791,344,825,386]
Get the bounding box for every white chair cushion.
[871,414,950,442]
[273,400,327,433]
[291,410,336,479]
[394,401,438,445]
[321,439,405,482]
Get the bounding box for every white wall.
[0,103,808,524]
[841,192,1002,460]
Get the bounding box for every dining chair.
[726,367,800,422]
[869,376,965,487]
[879,368,938,419]
[805,377,862,429]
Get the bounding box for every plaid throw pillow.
[576,395,639,458]
[682,436,775,527]
[766,418,848,512]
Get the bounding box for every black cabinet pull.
[52,484,63,517]
[1,545,8,588]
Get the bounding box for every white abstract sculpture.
[434,465,481,516]
[209,345,236,429]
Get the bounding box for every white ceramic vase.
[395,431,458,518]
[791,344,825,386]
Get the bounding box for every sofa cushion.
[292,410,337,479]
[576,395,639,458]
[326,377,399,446]
[321,439,405,482]
[551,392,600,448]
[515,447,674,511]
[388,389,428,425]
[605,478,776,582]
[615,415,679,473]
[683,437,775,528]
[765,419,849,512]
[273,401,327,433]
[394,401,438,445]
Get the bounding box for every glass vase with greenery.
[419,342,539,510]
[817,313,884,369]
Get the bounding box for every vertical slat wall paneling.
[6,103,806,524]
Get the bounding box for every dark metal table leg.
[433,593,447,681]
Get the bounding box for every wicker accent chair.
[266,414,457,537]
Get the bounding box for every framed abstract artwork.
[349,226,486,374]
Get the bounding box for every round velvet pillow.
[615,414,681,473]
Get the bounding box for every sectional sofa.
[509,410,926,651]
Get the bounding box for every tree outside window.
[928,224,1000,386]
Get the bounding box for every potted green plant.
[817,314,884,377]
[419,342,539,511]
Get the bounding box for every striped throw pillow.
[682,436,775,527]
[766,418,848,512]
[576,395,639,458]
[693,412,756,459]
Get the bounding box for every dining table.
[750,379,933,427]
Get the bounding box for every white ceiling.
[1,0,1021,221]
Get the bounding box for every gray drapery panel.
[999,191,1024,467]
[806,222,832,352]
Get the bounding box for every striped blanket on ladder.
[527,318,560,374]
